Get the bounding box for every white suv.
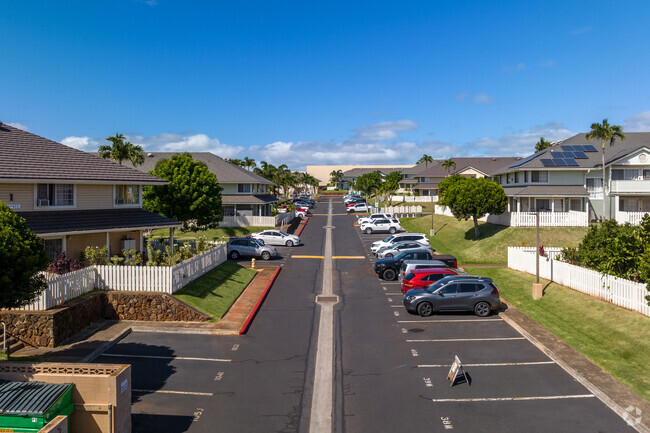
[357,213,396,225]
[370,233,430,253]
[360,218,401,234]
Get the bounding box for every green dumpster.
[0,380,74,432]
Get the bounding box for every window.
[43,238,63,261]
[514,172,519,183]
[612,169,639,181]
[524,171,528,183]
[115,185,140,205]
[238,184,251,193]
[586,178,603,198]
[530,171,548,183]
[459,283,479,293]
[569,199,582,212]
[439,284,458,295]
[644,169,650,180]
[535,199,551,211]
[619,198,638,212]
[36,184,74,207]
[224,205,235,216]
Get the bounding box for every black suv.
[374,249,434,280]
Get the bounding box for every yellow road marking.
[332,256,366,259]
[292,255,325,259]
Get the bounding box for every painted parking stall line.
[407,337,526,343]
[101,353,232,362]
[397,319,503,323]
[432,394,595,403]
[418,361,556,368]
[132,389,214,397]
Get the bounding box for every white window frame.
[530,171,549,184]
[34,184,76,209]
[113,185,141,207]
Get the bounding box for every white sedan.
[347,203,371,213]
[251,230,301,247]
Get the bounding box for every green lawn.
[0,353,41,362]
[148,226,273,242]
[465,266,650,402]
[174,262,257,322]
[400,214,587,264]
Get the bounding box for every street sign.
[446,355,469,387]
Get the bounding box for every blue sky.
[3,0,650,170]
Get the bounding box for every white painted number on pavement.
[394,311,400,316]
[411,349,419,357]
[214,372,224,381]
[231,344,239,351]
[193,408,204,422]
[441,417,454,430]
[423,377,433,387]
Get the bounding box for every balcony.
[610,179,650,194]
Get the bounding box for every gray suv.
[227,237,278,260]
[402,275,501,317]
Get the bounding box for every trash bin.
[0,380,74,432]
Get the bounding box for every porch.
[615,196,650,225]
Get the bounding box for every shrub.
[84,245,110,266]
[47,252,83,275]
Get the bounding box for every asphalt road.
[95,197,638,432]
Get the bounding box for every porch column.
[62,236,67,255]
[139,230,144,252]
[551,199,555,213]
[169,228,175,254]
[105,232,110,256]
[516,198,521,212]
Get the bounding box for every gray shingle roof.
[400,162,431,175]
[494,133,650,174]
[17,208,180,235]
[501,185,589,197]
[128,152,274,185]
[417,157,522,178]
[0,123,166,184]
[222,194,278,205]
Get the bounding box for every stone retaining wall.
[0,291,209,348]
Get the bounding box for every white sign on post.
[446,355,469,387]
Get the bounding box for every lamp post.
[533,210,543,299]
[430,193,435,236]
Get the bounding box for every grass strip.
[401,214,587,264]
[174,262,257,322]
[149,226,273,241]
[466,266,650,401]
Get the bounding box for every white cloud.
[569,26,592,35]
[469,122,574,156]
[130,132,244,159]
[624,111,650,131]
[61,136,100,151]
[353,120,419,141]
[473,93,494,104]
[6,122,28,131]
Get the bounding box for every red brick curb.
[238,266,282,335]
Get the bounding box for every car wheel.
[286,240,294,247]
[382,269,396,280]
[229,251,240,260]
[474,302,491,317]
[385,253,393,258]
[417,302,434,317]
[389,227,397,234]
[365,228,372,235]
[261,251,271,261]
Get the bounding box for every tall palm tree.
[441,158,456,173]
[243,157,256,171]
[330,169,343,189]
[98,133,144,166]
[417,154,434,169]
[585,119,625,220]
[254,161,279,196]
[535,137,552,153]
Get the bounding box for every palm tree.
[535,137,552,153]
[254,161,279,196]
[585,119,626,220]
[329,169,343,189]
[441,158,456,173]
[228,158,245,168]
[98,133,144,166]
[243,157,256,171]
[417,154,434,169]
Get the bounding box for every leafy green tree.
[441,158,456,173]
[354,171,383,198]
[98,133,145,166]
[437,174,465,205]
[0,203,50,309]
[534,137,553,153]
[228,158,244,168]
[444,178,508,239]
[417,154,434,169]
[379,171,403,205]
[585,119,626,219]
[143,153,223,231]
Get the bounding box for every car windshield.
[427,280,447,292]
[383,235,395,242]
[278,231,289,236]
[252,239,265,247]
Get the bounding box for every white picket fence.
[16,245,229,311]
[220,212,295,228]
[508,247,650,317]
[616,211,650,225]
[434,207,589,227]
[379,206,423,216]
[390,195,438,203]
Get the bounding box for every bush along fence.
[21,245,228,311]
[507,247,650,317]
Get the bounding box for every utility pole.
[533,210,542,299]
[430,193,435,236]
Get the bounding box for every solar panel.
[550,151,564,158]
[510,152,543,167]
[540,159,556,167]
[583,145,597,152]
[573,151,587,159]
[561,145,577,152]
[564,159,579,166]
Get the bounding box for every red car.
[400,267,466,294]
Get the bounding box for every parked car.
[402,275,501,317]
[347,203,371,213]
[293,200,313,209]
[376,241,432,259]
[398,259,448,282]
[400,267,468,293]
[360,218,401,234]
[370,233,430,254]
[374,249,434,280]
[227,237,278,260]
[357,213,396,225]
[295,208,310,217]
[277,205,289,213]
[251,230,301,247]
[344,195,363,204]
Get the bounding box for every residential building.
[491,133,650,226]
[131,152,277,226]
[413,157,522,196]
[340,166,405,191]
[305,164,414,187]
[0,123,180,261]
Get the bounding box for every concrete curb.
[239,266,282,335]
[79,326,132,364]
[296,217,309,237]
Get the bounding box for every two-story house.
[341,167,405,191]
[0,123,181,260]
[131,152,277,227]
[491,133,650,226]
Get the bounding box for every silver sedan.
[251,230,301,247]
[376,241,434,259]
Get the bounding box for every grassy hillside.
[400,214,587,265]
[148,226,273,241]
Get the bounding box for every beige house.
[0,123,180,260]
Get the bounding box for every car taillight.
[491,288,499,294]
[453,260,457,268]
